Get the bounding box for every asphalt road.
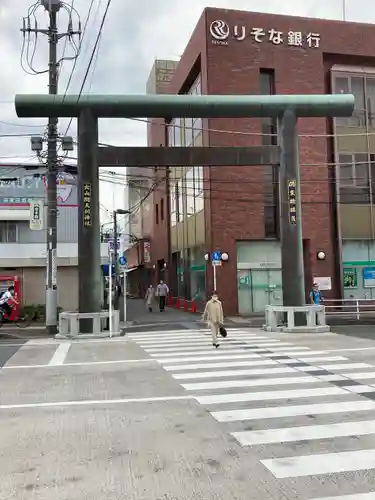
[3,327,375,498]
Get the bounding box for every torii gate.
[15,93,354,326]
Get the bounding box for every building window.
[177,179,184,221]
[194,166,204,213]
[366,77,375,128]
[260,69,278,238]
[155,203,159,225]
[333,75,366,127]
[186,168,195,216]
[170,185,177,226]
[161,198,164,221]
[0,222,17,242]
[338,153,370,204]
[168,123,175,146]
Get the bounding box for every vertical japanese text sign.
[288,179,297,224]
[83,183,92,227]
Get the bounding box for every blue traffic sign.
[119,255,127,266]
[211,251,222,262]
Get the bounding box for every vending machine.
[0,275,21,320]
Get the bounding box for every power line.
[62,0,112,138]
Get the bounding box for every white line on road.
[232,419,375,446]
[211,399,375,423]
[173,366,298,380]
[164,359,278,371]
[309,493,375,499]
[181,375,329,391]
[196,386,348,405]
[261,448,375,478]
[0,395,195,410]
[2,358,158,369]
[48,342,71,366]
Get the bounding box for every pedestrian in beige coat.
[202,291,224,348]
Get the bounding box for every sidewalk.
[126,298,200,325]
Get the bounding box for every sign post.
[119,255,127,323]
[211,251,222,291]
[108,248,113,338]
[29,199,44,231]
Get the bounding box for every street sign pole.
[108,249,113,338]
[213,264,217,291]
[123,268,127,324]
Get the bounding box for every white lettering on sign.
[209,20,321,48]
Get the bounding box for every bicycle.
[0,304,33,328]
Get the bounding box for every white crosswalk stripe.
[128,327,375,498]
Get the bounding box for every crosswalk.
[128,327,375,499]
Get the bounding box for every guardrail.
[323,298,375,320]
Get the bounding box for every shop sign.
[363,267,375,288]
[0,196,34,204]
[288,179,297,224]
[343,268,357,288]
[209,20,321,48]
[83,183,92,228]
[143,241,151,263]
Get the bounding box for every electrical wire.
[60,0,96,97]
[62,0,112,138]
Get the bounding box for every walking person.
[145,284,155,312]
[202,291,224,348]
[156,280,169,312]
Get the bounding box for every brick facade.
[148,8,375,314]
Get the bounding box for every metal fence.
[323,298,375,320]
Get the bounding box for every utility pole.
[21,0,81,334]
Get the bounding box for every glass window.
[339,154,354,186]
[0,222,17,242]
[351,76,366,127]
[174,118,181,146]
[195,166,203,195]
[259,69,275,95]
[185,117,193,146]
[170,185,177,226]
[177,179,184,221]
[354,153,369,187]
[168,123,174,146]
[366,78,375,128]
[193,117,202,140]
[334,76,350,94]
[186,168,195,216]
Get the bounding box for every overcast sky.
[0,0,373,220]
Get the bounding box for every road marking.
[152,348,248,358]
[345,385,375,393]
[0,395,195,410]
[347,371,375,380]
[159,353,266,363]
[261,448,375,478]
[310,493,375,499]
[145,342,291,353]
[164,359,278,371]
[181,375,329,391]
[211,399,375,423]
[326,347,375,353]
[48,342,71,366]
[294,356,348,363]
[196,386,347,405]
[232,419,375,447]
[138,337,270,347]
[316,363,374,371]
[268,350,327,357]
[2,358,157,369]
[173,366,298,380]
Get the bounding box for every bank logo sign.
[209,20,230,41]
[209,19,321,48]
